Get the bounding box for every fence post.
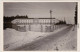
[41,24,43,32]
[29,24,31,31]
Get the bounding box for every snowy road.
[13,25,76,51]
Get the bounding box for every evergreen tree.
[74,3,77,25]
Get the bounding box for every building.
[11,18,59,32]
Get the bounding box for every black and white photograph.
[3,2,77,51]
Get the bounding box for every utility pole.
[50,10,52,25]
[50,10,53,32]
[64,17,66,24]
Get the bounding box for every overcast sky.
[4,2,76,24]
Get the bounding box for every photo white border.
[0,0,80,52]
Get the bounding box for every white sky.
[4,2,76,24]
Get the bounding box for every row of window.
[12,19,59,24]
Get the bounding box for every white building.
[11,18,59,32]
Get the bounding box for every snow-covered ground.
[29,25,77,51]
[57,26,77,51]
[4,25,77,51]
[41,25,77,51]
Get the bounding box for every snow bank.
[4,28,47,50]
[4,28,26,50]
[4,28,26,45]
[4,25,68,50]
